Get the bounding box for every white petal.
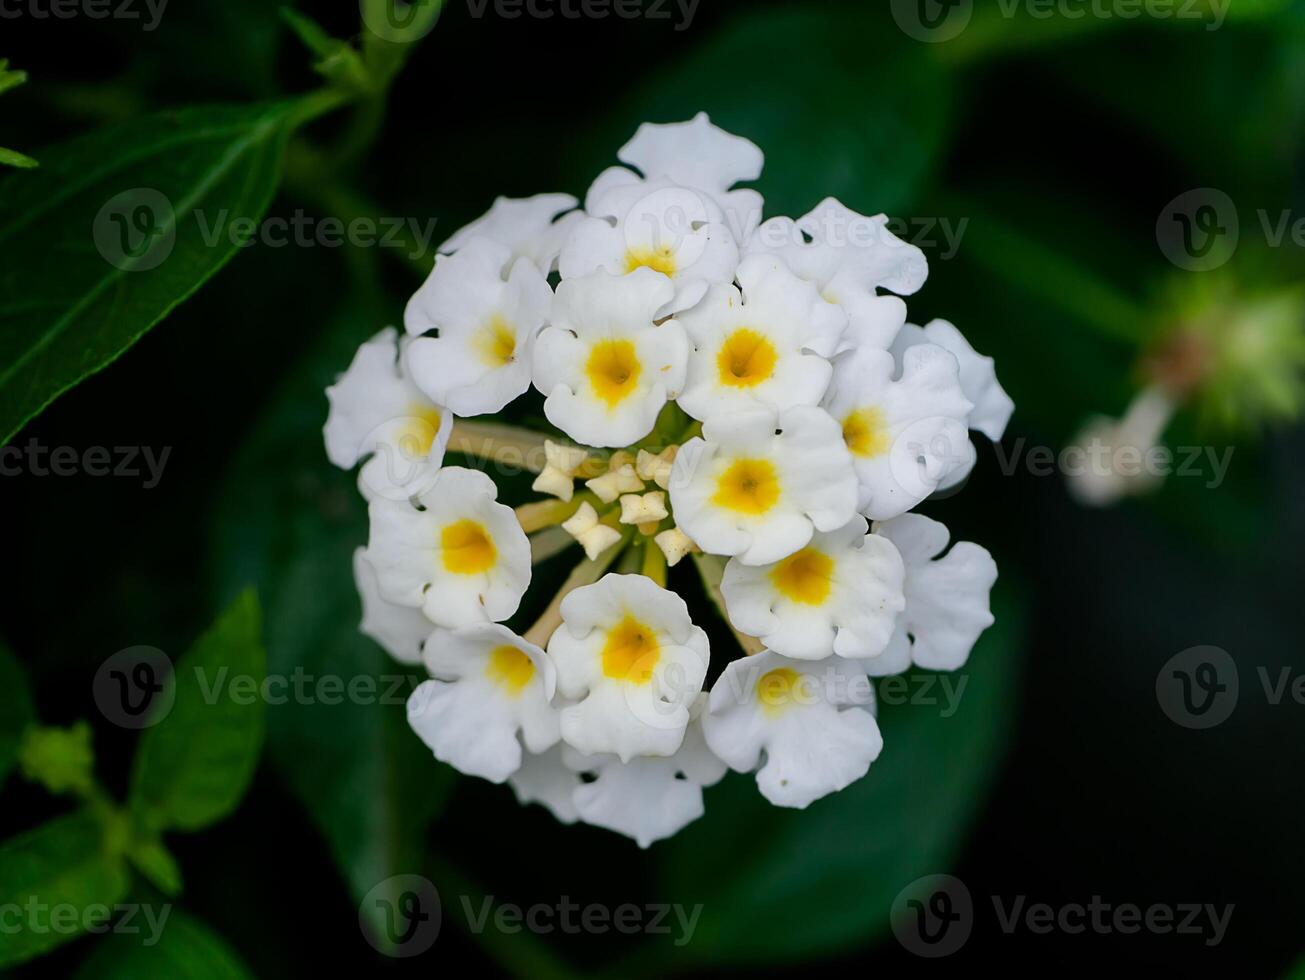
[823,344,973,521]
[354,548,432,665]
[703,651,881,808]
[618,113,764,202]
[869,514,997,674]
[567,712,725,848]
[366,467,530,629]
[677,256,846,421]
[720,517,906,661]
[509,744,582,824]
[324,328,452,500]
[669,406,859,566]
[892,319,1014,441]
[440,193,581,273]
[404,239,552,416]
[533,270,688,448]
[547,574,709,762]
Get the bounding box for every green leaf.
[75,910,254,980]
[644,585,1026,967]
[577,4,953,219]
[0,640,34,787]
[129,590,266,833]
[210,298,454,944]
[0,147,37,170]
[0,810,130,968]
[0,101,300,445]
[126,836,183,897]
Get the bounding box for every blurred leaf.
[643,585,1026,967]
[0,101,300,444]
[0,641,34,787]
[210,293,454,945]
[0,147,38,170]
[578,4,953,219]
[126,836,183,897]
[0,810,130,968]
[76,910,254,980]
[1043,17,1305,197]
[129,591,266,833]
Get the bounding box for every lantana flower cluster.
[325,114,1012,847]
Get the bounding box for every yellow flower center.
[585,338,642,408]
[712,458,780,515]
[439,519,497,574]
[484,644,535,696]
[395,403,443,457]
[842,407,890,458]
[770,547,835,605]
[624,246,677,277]
[473,315,517,367]
[756,667,804,717]
[600,614,660,684]
[716,328,778,388]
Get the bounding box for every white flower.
[676,255,846,421]
[353,548,433,665]
[404,237,552,416]
[890,319,1013,492]
[703,651,882,808]
[892,319,1013,442]
[548,574,710,762]
[508,744,581,824]
[669,406,858,566]
[439,192,581,273]
[408,623,559,782]
[720,516,905,661]
[366,466,531,629]
[1065,387,1175,507]
[746,198,926,350]
[533,269,689,447]
[822,344,973,521]
[866,514,997,676]
[324,327,452,501]
[585,112,764,228]
[560,178,740,318]
[566,703,726,848]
